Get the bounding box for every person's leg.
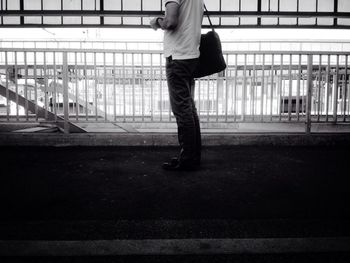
[190,79,201,163]
[165,58,199,168]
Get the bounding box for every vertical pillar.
[62,52,70,134]
[257,0,262,26]
[306,54,313,134]
[100,0,104,25]
[20,0,24,25]
[334,0,338,27]
[333,55,339,123]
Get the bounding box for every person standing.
[150,0,204,171]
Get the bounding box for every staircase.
[0,83,86,133]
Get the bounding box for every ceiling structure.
[0,0,350,29]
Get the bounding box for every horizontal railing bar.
[3,40,350,44]
[0,65,344,70]
[1,48,350,56]
[0,48,161,54]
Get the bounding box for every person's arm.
[150,2,179,31]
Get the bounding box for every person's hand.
[150,17,161,30]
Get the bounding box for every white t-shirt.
[163,0,204,60]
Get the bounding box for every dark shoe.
[167,156,201,166]
[162,158,199,171]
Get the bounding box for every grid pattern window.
[0,0,349,28]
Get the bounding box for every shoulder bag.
[193,4,227,78]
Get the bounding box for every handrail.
[2,39,350,44]
[1,48,350,56]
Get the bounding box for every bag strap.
[203,4,214,31]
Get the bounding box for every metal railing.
[0,47,349,133]
[2,39,350,52]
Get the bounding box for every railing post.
[333,55,339,123]
[62,51,70,134]
[306,54,313,134]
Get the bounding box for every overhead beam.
[1,10,350,18]
[1,24,350,29]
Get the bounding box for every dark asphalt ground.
[1,145,350,262]
[1,254,350,263]
[1,146,350,221]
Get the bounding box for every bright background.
[1,28,350,42]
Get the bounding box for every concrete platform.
[1,121,350,147]
[0,145,350,261]
[1,132,350,146]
